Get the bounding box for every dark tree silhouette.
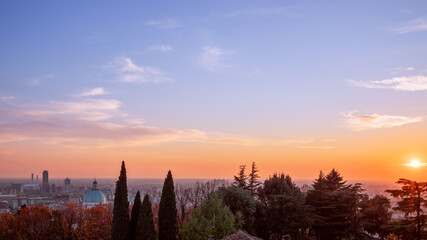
[386,178,427,240]
[306,169,362,239]
[136,194,156,240]
[158,170,177,240]
[129,191,141,240]
[111,161,130,240]
[360,195,391,240]
[259,172,314,239]
[233,165,248,189]
[247,162,261,196]
[218,186,257,234]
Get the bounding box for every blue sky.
[1,1,427,179]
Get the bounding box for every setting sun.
[409,160,421,168]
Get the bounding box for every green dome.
[83,180,107,205]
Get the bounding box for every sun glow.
[403,158,427,168]
[409,160,421,168]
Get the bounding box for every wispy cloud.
[198,47,232,72]
[393,18,427,34]
[109,57,173,83]
[78,87,109,97]
[29,74,54,85]
[225,6,301,18]
[149,45,172,52]
[145,19,182,29]
[0,95,15,103]
[342,111,423,131]
[13,99,122,122]
[389,67,415,74]
[349,75,427,91]
[0,98,316,148]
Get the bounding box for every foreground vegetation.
[0,161,426,240]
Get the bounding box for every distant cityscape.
[0,170,231,214]
[0,170,396,214]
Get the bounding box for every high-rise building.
[31,173,34,183]
[64,177,71,193]
[42,170,49,193]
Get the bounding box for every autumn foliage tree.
[0,212,19,240]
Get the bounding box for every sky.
[1,1,427,181]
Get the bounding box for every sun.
[409,160,421,168]
[402,159,426,168]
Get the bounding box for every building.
[83,180,107,206]
[64,177,71,193]
[42,170,49,193]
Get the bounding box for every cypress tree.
[136,194,156,240]
[158,170,177,240]
[111,161,130,240]
[129,191,141,240]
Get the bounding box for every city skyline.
[1,1,427,181]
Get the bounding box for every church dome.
[83,180,107,205]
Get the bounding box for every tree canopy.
[158,170,178,240]
[180,193,242,240]
[111,161,130,240]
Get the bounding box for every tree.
[0,212,19,240]
[175,184,192,228]
[136,194,156,240]
[247,162,261,196]
[386,178,427,240]
[74,205,113,240]
[129,191,142,240]
[218,186,257,234]
[158,170,177,240]
[49,210,68,240]
[306,169,361,239]
[112,161,130,240]
[259,173,314,239]
[360,195,391,240]
[180,194,242,240]
[15,206,53,240]
[233,165,247,189]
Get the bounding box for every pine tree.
[386,179,427,240]
[325,168,348,191]
[306,169,362,240]
[233,165,248,189]
[247,162,261,196]
[129,191,141,240]
[111,161,130,240]
[158,170,177,240]
[136,194,156,240]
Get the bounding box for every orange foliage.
[0,204,113,240]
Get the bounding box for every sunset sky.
[1,1,427,181]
